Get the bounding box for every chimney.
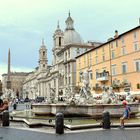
[114,30,118,38]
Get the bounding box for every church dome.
[64,30,84,45]
[64,12,84,45]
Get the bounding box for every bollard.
[2,110,10,126]
[55,112,64,134]
[102,111,110,129]
[13,103,17,110]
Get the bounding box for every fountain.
[32,71,140,118]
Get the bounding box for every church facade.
[22,13,101,100]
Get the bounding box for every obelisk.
[7,49,11,89]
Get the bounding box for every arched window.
[43,51,45,56]
[59,37,61,46]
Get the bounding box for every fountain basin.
[32,103,140,118]
[32,104,51,115]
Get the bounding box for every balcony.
[96,71,109,82]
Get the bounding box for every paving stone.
[0,127,140,140]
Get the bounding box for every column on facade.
[69,63,72,92]
[40,83,42,96]
[49,82,51,99]
[66,63,68,86]
[64,65,67,86]
[46,83,49,99]
[42,82,44,97]
[37,83,40,97]
[39,83,41,96]
[55,78,59,100]
[68,48,71,59]
[44,82,47,97]
[45,82,47,98]
[71,62,76,93]
[43,82,45,97]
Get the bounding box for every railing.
[96,71,109,82]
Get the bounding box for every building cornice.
[57,43,94,55]
[63,59,76,64]
[76,25,140,58]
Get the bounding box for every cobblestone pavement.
[0,127,140,140]
[5,103,140,140]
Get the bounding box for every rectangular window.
[134,31,137,40]
[68,64,70,73]
[121,47,126,55]
[95,56,98,64]
[84,55,86,66]
[121,36,124,46]
[68,49,70,58]
[133,43,139,51]
[89,53,92,66]
[65,66,67,74]
[65,77,67,85]
[78,59,81,69]
[96,50,98,55]
[116,40,118,47]
[111,42,113,49]
[122,62,127,74]
[65,52,67,61]
[89,71,93,80]
[96,69,99,79]
[112,64,117,76]
[111,50,115,59]
[69,77,71,84]
[102,55,105,62]
[134,60,140,72]
[79,72,82,82]
[102,47,104,53]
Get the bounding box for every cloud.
[0,23,42,39]
[0,0,140,71]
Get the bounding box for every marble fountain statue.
[1,88,15,100]
[32,71,140,118]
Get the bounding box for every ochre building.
[76,24,140,93]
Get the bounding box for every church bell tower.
[38,39,48,70]
[52,21,64,65]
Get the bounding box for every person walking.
[119,100,131,129]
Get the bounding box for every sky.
[0,0,140,79]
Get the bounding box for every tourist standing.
[119,100,131,129]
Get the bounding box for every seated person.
[0,99,9,113]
